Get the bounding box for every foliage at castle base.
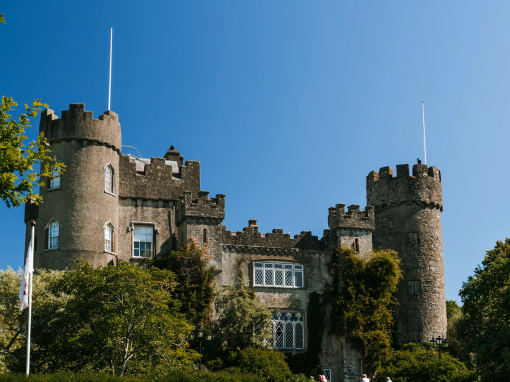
[4,262,199,375]
[153,238,217,327]
[0,268,66,373]
[457,238,510,380]
[375,343,475,382]
[208,275,273,353]
[445,299,470,364]
[325,245,403,375]
[0,96,65,208]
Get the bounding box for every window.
[50,168,61,189]
[105,164,114,193]
[321,369,332,382]
[406,232,419,247]
[354,238,360,253]
[408,280,421,295]
[49,221,59,249]
[104,223,114,252]
[271,311,304,350]
[133,225,153,258]
[254,262,304,288]
[408,331,421,343]
[203,228,207,244]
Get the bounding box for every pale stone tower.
[366,163,447,346]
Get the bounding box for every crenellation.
[328,203,375,230]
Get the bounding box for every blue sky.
[2,1,509,304]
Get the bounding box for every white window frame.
[271,311,304,350]
[133,225,153,258]
[49,221,59,249]
[321,369,332,382]
[50,167,61,189]
[253,262,304,288]
[104,163,115,194]
[104,222,114,253]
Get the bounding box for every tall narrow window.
[50,168,61,189]
[203,228,207,244]
[355,238,360,253]
[321,369,332,382]
[105,164,113,193]
[407,233,419,247]
[49,221,59,249]
[133,225,153,258]
[408,280,421,295]
[105,223,114,252]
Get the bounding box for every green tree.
[153,238,218,326]
[210,275,272,353]
[457,238,510,380]
[7,262,198,375]
[1,96,65,208]
[375,342,474,382]
[325,246,403,376]
[445,299,470,364]
[0,268,66,373]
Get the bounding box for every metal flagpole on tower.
[108,26,112,111]
[25,221,35,375]
[422,101,427,165]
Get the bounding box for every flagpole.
[26,221,35,375]
[108,26,112,111]
[422,101,427,165]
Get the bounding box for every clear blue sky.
[2,1,509,304]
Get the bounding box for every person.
[318,375,328,382]
[386,378,392,382]
[361,374,370,382]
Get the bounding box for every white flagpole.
[422,101,427,165]
[108,26,113,111]
[26,221,35,375]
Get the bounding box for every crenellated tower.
[327,204,374,257]
[31,104,122,269]
[367,163,447,346]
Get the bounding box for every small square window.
[407,233,419,247]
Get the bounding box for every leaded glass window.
[50,168,61,189]
[409,280,421,295]
[254,262,304,288]
[407,232,419,247]
[271,312,304,350]
[321,369,332,382]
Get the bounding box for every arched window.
[271,312,304,350]
[50,167,61,189]
[48,221,59,249]
[104,222,114,252]
[105,164,114,193]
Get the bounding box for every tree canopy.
[457,238,510,380]
[5,262,198,375]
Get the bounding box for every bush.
[375,343,476,382]
[0,369,266,382]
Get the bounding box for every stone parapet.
[328,204,374,230]
[175,191,225,226]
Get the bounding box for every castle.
[23,104,447,382]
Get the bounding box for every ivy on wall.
[285,291,325,377]
[325,245,403,373]
[153,238,218,326]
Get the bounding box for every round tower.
[35,104,121,270]
[366,163,446,346]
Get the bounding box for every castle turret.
[367,163,446,345]
[176,191,226,264]
[34,104,121,269]
[327,204,374,257]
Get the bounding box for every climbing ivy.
[153,238,218,326]
[325,245,403,374]
[285,292,325,377]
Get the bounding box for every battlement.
[119,155,201,200]
[176,191,226,225]
[222,220,325,250]
[367,163,443,208]
[39,104,121,152]
[328,204,374,230]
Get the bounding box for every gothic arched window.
[104,222,114,252]
[104,164,114,194]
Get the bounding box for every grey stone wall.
[367,163,447,345]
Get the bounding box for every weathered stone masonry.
[24,104,447,382]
